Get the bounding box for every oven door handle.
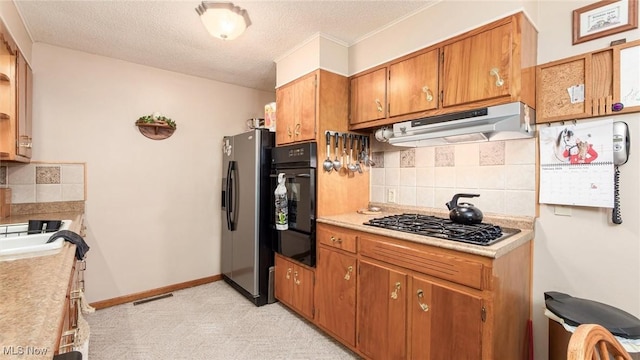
[269,173,310,179]
[226,161,237,231]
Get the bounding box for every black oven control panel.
[272,142,317,169]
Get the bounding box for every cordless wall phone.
[612,121,630,225]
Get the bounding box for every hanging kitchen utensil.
[323,132,334,173]
[333,132,341,171]
[354,135,363,173]
[446,193,483,225]
[364,135,376,167]
[340,133,348,174]
[348,134,358,173]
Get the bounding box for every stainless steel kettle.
[446,193,483,225]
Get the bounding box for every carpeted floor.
[86,281,360,360]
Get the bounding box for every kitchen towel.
[47,230,90,260]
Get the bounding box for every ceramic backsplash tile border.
[370,138,537,216]
[2,162,86,204]
[10,201,85,216]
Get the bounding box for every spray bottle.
[274,173,288,230]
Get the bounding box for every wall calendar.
[539,119,614,208]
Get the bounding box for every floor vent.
[133,293,173,306]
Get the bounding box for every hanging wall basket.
[135,113,177,140]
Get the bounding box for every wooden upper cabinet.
[0,35,12,122]
[349,67,387,125]
[389,49,439,117]
[348,12,537,130]
[16,51,32,159]
[0,21,31,163]
[275,72,317,146]
[442,23,512,107]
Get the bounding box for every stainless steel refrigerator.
[221,128,275,306]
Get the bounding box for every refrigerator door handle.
[226,161,237,231]
[229,160,238,231]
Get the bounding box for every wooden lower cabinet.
[274,253,314,319]
[56,259,84,354]
[357,260,407,359]
[408,275,483,359]
[295,223,531,360]
[315,246,357,346]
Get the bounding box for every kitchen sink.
[0,220,73,261]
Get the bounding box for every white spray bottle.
[274,173,288,230]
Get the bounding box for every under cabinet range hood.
[389,102,535,147]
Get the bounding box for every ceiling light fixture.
[196,2,251,41]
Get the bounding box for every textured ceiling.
[14,1,434,92]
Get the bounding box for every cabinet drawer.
[359,236,485,290]
[316,224,357,253]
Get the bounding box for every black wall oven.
[271,142,317,267]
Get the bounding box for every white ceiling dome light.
[196,2,252,41]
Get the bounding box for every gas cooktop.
[364,213,520,246]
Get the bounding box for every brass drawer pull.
[330,236,343,244]
[293,270,301,285]
[344,265,353,281]
[286,267,292,280]
[390,281,401,300]
[416,289,429,312]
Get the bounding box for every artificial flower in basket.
[136,112,177,129]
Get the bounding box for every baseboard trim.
[89,274,222,310]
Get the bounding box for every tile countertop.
[0,212,84,359]
[317,205,535,259]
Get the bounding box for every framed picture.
[573,0,638,45]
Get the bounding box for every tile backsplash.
[370,139,537,216]
[1,163,86,204]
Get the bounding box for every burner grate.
[364,213,519,246]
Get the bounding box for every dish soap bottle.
[274,173,288,230]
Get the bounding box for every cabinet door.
[274,254,294,305]
[350,68,387,125]
[276,72,317,145]
[442,23,512,107]
[389,49,439,117]
[292,263,314,319]
[294,72,317,142]
[0,39,11,120]
[357,260,407,360]
[16,52,32,158]
[409,275,483,360]
[316,247,357,346]
[276,82,296,145]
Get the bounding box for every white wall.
[31,43,274,302]
[275,33,349,87]
[348,1,640,359]
[534,1,640,358]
